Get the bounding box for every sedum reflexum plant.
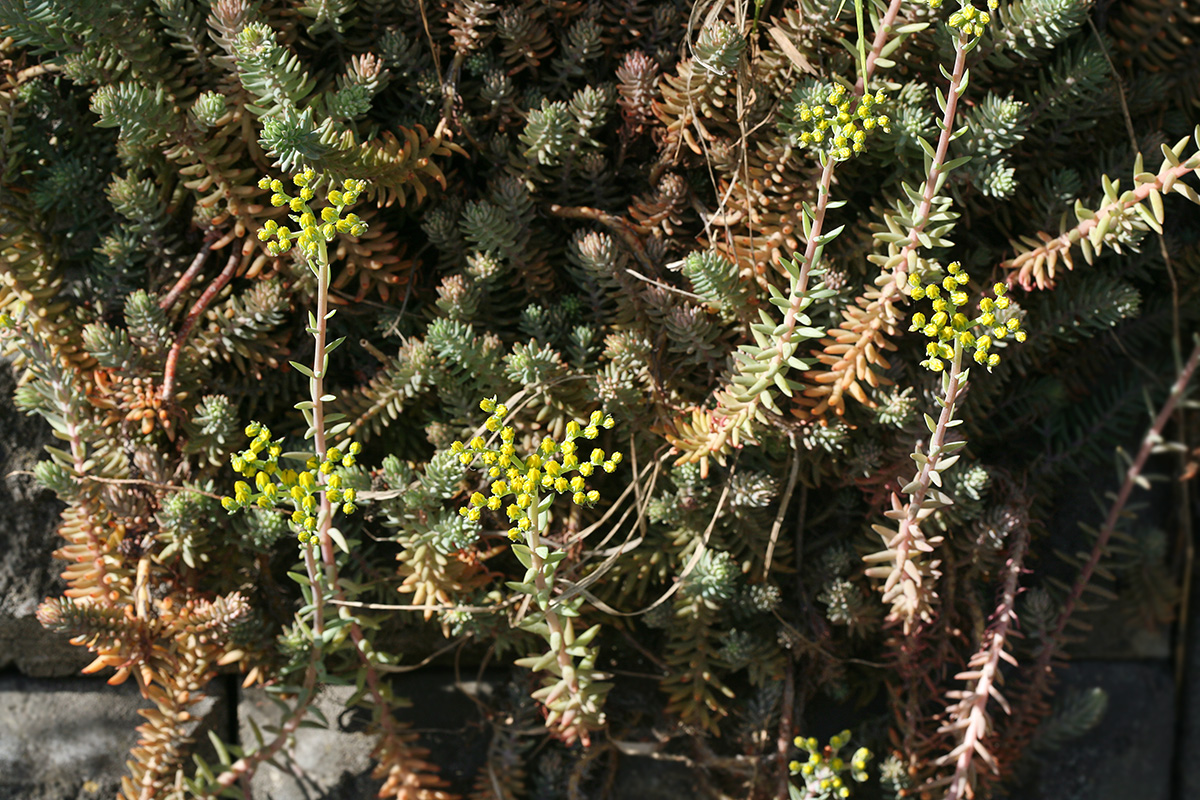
[451,400,620,746]
[865,265,1026,631]
[195,172,454,799]
[2,0,1200,798]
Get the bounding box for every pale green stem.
[524,492,580,718]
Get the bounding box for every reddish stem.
[854,0,907,96]
[942,525,1029,800]
[159,251,238,404]
[159,242,212,311]
[1003,338,1200,770]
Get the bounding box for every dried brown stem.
[776,656,796,800]
[1050,338,1200,643]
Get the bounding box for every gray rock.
[0,675,147,800]
[239,670,491,798]
[0,674,230,800]
[0,365,90,677]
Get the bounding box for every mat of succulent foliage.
[1,0,1199,797]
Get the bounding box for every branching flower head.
[220,421,363,544]
[906,261,1026,372]
[789,731,872,798]
[256,169,368,264]
[949,1,994,38]
[452,398,619,541]
[932,0,996,37]
[789,83,891,162]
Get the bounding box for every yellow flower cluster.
[792,84,890,162]
[948,0,996,37]
[907,262,1026,372]
[452,398,619,541]
[256,169,368,261]
[221,421,361,543]
[788,731,872,799]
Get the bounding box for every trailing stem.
[865,330,981,632]
[1002,338,1200,751]
[937,523,1030,800]
[1003,141,1200,290]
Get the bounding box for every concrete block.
[0,674,230,800]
